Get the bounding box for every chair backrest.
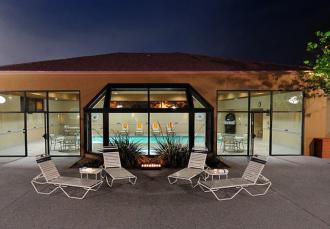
[242,156,267,183]
[103,152,122,168]
[152,122,159,130]
[187,153,207,169]
[167,122,174,130]
[122,123,128,130]
[137,121,142,129]
[36,156,60,182]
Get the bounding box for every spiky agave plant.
[154,135,189,168]
[110,134,142,168]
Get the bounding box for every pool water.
[92,135,205,145]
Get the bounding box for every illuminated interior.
[85,84,213,155]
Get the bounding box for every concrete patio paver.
[0,156,329,229]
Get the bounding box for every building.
[0,53,327,158]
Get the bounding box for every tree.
[303,30,330,95]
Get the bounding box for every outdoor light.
[288,96,299,104]
[0,95,6,104]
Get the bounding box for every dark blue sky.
[0,0,329,66]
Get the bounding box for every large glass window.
[217,91,303,156]
[48,92,80,156]
[91,113,103,151]
[150,89,188,109]
[0,91,80,157]
[85,84,213,155]
[109,113,148,154]
[272,91,303,155]
[0,113,25,156]
[110,89,148,109]
[150,113,189,155]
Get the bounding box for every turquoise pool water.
[92,135,205,144]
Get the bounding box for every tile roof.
[0,52,306,71]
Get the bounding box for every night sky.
[0,0,329,66]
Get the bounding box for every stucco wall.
[0,70,318,156]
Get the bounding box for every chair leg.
[210,187,243,201]
[168,176,178,184]
[59,186,90,200]
[198,181,244,201]
[31,180,60,195]
[243,182,272,197]
[129,177,137,185]
[106,175,114,187]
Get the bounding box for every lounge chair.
[166,121,175,136]
[135,121,143,135]
[120,122,128,135]
[168,152,207,187]
[198,155,271,201]
[102,152,137,187]
[31,155,102,200]
[151,122,161,135]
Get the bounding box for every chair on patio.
[167,152,207,187]
[31,155,102,200]
[198,155,272,201]
[102,152,137,187]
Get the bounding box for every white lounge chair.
[198,155,271,201]
[102,152,137,187]
[31,156,102,200]
[168,152,207,187]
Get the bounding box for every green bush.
[154,135,190,168]
[110,134,142,168]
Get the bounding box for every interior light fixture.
[0,95,6,104]
[288,96,299,104]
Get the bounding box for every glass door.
[250,112,270,156]
[26,92,48,156]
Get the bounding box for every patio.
[0,156,330,229]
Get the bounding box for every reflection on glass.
[0,92,25,112]
[273,91,303,111]
[93,96,105,109]
[49,113,80,155]
[194,113,206,149]
[110,89,148,109]
[217,91,248,111]
[0,113,25,156]
[272,112,302,155]
[48,91,79,112]
[150,90,188,109]
[217,112,248,155]
[91,113,103,151]
[193,96,205,108]
[250,92,270,111]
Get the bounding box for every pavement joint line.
[273,157,300,165]
[271,187,330,227]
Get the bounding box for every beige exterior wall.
[0,70,321,156]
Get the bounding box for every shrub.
[110,134,142,168]
[154,135,190,168]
